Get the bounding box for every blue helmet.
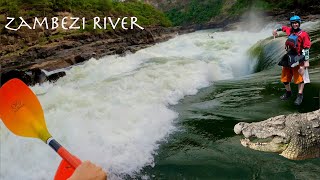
[290,15,301,23]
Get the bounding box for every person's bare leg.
[285,83,291,92]
[294,83,304,105]
[298,83,304,94]
[280,82,292,100]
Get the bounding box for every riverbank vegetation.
[0,0,172,60]
[149,0,320,26]
[0,0,172,30]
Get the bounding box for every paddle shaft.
[47,138,81,168]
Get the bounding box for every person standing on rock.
[272,15,311,106]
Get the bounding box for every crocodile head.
[234,110,320,160]
[234,115,289,154]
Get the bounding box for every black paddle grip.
[48,139,62,152]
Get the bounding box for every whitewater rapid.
[1,28,273,179]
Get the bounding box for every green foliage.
[227,0,273,16]
[1,0,319,28]
[264,0,320,9]
[0,0,20,17]
[0,0,171,27]
[97,0,113,11]
[164,0,319,26]
[113,1,172,27]
[228,0,319,16]
[166,0,223,26]
[229,0,253,15]
[254,0,271,9]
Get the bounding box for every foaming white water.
[1,28,271,179]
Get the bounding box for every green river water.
[141,25,320,180]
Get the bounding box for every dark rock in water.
[1,70,32,86]
[30,68,47,84]
[74,53,93,63]
[1,68,66,86]
[0,68,47,86]
[115,47,126,54]
[47,71,66,83]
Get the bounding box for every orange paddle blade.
[0,78,51,142]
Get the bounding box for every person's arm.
[272,27,282,37]
[68,161,107,180]
[302,32,311,67]
[272,26,290,37]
